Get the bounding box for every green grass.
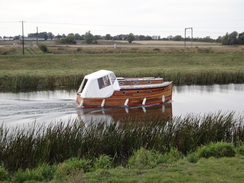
[0,52,244,89]
[1,52,243,76]
[0,112,243,182]
[1,148,243,183]
[83,156,244,183]
[0,112,243,173]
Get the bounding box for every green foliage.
[128,147,165,169]
[12,164,56,183]
[0,112,243,172]
[186,152,199,163]
[187,142,237,163]
[93,155,112,170]
[236,142,244,155]
[84,31,94,44]
[59,34,77,44]
[166,147,183,162]
[28,32,53,40]
[38,44,48,53]
[0,166,9,181]
[127,33,135,43]
[54,158,92,180]
[83,156,244,183]
[128,147,182,169]
[198,142,236,159]
[35,163,57,181]
[105,34,112,40]
[221,31,244,45]
[13,169,43,183]
[0,52,244,89]
[0,146,243,182]
[236,146,244,155]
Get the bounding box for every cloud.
[0,0,243,38]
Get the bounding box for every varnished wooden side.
[77,83,173,108]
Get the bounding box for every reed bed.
[0,71,243,90]
[0,112,243,172]
[0,75,84,90]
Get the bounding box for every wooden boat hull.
[77,82,173,108]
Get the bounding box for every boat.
[76,70,173,108]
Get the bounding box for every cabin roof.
[85,70,114,80]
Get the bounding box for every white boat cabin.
[77,70,120,98]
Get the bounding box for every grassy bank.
[0,141,243,182]
[0,52,244,89]
[0,112,243,172]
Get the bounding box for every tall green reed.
[0,75,84,90]
[1,71,243,90]
[0,112,243,172]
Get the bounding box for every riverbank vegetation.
[0,49,244,90]
[0,112,243,182]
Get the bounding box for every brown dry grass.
[1,40,244,55]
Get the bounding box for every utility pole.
[21,21,25,55]
[184,27,193,48]
[36,26,38,45]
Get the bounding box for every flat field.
[1,52,243,76]
[0,42,244,89]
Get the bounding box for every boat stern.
[76,93,84,107]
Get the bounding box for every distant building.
[0,37,14,41]
[19,36,45,41]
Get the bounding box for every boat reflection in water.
[76,102,172,126]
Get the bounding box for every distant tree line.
[2,31,244,45]
[217,31,244,45]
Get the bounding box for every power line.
[13,21,244,29]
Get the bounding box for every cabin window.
[122,91,126,95]
[150,89,153,93]
[147,81,151,84]
[136,91,140,93]
[98,75,111,89]
[110,73,116,84]
[134,81,138,85]
[119,82,124,86]
[78,78,88,93]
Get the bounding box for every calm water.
[0,84,243,126]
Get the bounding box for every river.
[0,84,243,127]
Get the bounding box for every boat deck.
[117,77,164,86]
[120,81,172,90]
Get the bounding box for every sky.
[0,0,244,39]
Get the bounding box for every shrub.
[128,148,167,169]
[93,155,112,170]
[58,35,77,44]
[198,142,236,158]
[153,48,160,52]
[0,166,9,181]
[166,147,183,163]
[186,152,199,163]
[54,158,92,180]
[13,169,44,183]
[236,144,244,155]
[35,163,57,181]
[187,142,236,163]
[38,44,48,53]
